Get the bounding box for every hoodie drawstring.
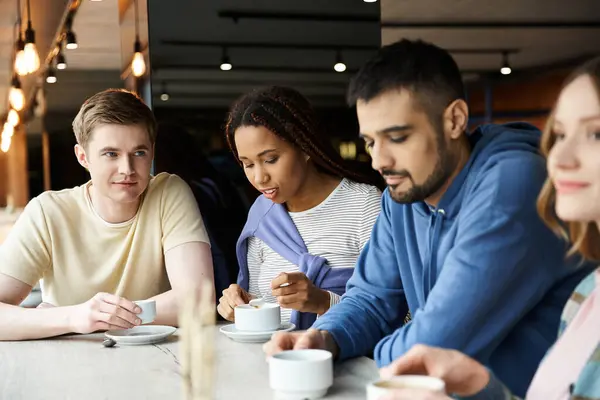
[423,208,446,299]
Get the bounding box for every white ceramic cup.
[269,349,333,400]
[234,303,280,332]
[366,375,446,400]
[134,300,156,324]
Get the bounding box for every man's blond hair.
[72,89,157,148]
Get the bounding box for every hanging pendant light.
[14,0,27,75]
[131,0,146,77]
[333,50,346,72]
[9,74,25,111]
[14,32,27,76]
[500,52,512,75]
[23,0,40,74]
[2,123,15,138]
[131,41,146,77]
[65,16,78,50]
[2,122,15,154]
[220,47,232,71]
[7,109,20,127]
[46,65,57,83]
[1,133,12,153]
[160,81,170,101]
[1,122,13,152]
[56,44,67,70]
[65,30,78,50]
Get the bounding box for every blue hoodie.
[311,123,594,397]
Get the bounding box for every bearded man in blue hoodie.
[263,39,594,396]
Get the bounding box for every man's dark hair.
[347,39,465,122]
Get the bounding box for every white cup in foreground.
[367,375,446,400]
[234,303,280,332]
[269,349,333,400]
[134,300,156,324]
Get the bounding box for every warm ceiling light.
[14,33,28,76]
[23,41,40,73]
[1,124,12,152]
[7,109,20,126]
[1,136,12,153]
[130,0,146,77]
[363,0,378,2]
[2,123,15,139]
[9,75,25,111]
[23,0,40,74]
[131,44,146,77]
[9,87,25,111]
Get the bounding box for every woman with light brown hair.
[375,57,600,400]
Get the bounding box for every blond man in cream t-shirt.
[0,89,214,341]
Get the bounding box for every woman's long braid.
[225,86,382,188]
[267,92,354,177]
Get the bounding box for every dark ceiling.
[147,0,381,109]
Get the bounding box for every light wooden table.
[0,326,379,399]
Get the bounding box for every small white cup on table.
[133,299,156,324]
[234,302,281,332]
[269,349,334,399]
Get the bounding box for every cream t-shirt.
[0,172,209,306]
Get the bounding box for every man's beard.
[385,134,457,204]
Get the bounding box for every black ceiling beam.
[154,64,486,76]
[154,93,347,101]
[152,77,348,88]
[161,40,377,51]
[219,10,378,23]
[218,11,600,29]
[381,20,600,29]
[160,40,519,54]
[153,64,359,74]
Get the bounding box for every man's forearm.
[0,302,73,341]
[149,290,180,326]
[312,289,397,362]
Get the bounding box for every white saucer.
[105,325,177,345]
[219,322,296,343]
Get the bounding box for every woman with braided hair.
[217,86,383,329]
